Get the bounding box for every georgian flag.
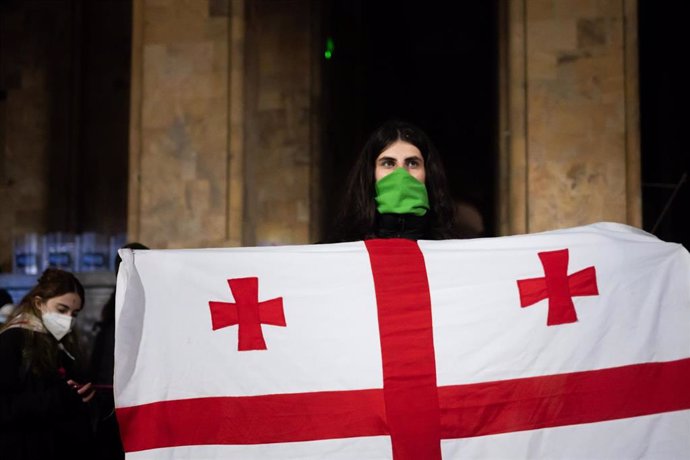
[114,222,690,459]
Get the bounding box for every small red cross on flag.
[517,248,599,325]
[209,277,286,351]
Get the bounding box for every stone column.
[498,0,641,235]
[128,0,318,249]
[128,0,234,249]
[243,0,318,246]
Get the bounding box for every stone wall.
[0,1,130,271]
[1,0,642,268]
[0,2,68,271]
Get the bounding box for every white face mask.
[41,312,74,341]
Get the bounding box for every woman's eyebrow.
[57,302,80,311]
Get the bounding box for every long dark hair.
[325,120,460,242]
[2,268,86,376]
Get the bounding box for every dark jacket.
[89,292,124,459]
[0,328,95,460]
[374,213,430,240]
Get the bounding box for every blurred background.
[0,0,688,336]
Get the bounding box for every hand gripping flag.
[114,222,690,459]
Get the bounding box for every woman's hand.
[67,379,96,403]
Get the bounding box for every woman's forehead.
[377,141,422,158]
[48,292,82,309]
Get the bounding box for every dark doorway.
[0,0,131,236]
[77,0,132,236]
[639,2,690,249]
[321,1,499,240]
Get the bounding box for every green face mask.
[375,167,430,216]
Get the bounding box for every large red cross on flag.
[114,223,690,459]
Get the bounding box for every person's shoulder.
[0,326,29,343]
[0,327,28,361]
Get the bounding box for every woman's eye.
[381,159,396,168]
[406,159,421,168]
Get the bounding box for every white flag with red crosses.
[114,222,690,459]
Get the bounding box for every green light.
[324,37,335,60]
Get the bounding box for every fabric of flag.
[114,222,690,459]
